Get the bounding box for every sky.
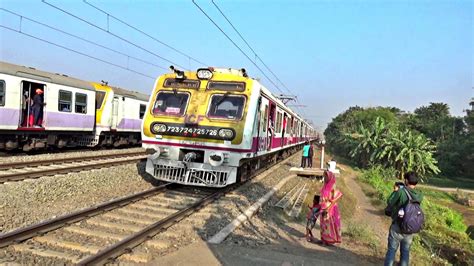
[0,0,472,133]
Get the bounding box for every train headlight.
[197,68,213,80]
[152,123,167,134]
[218,128,234,139]
[209,152,224,167]
[159,147,170,157]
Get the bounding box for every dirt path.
[341,171,389,245]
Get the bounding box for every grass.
[426,176,474,190]
[357,166,474,265]
[343,221,379,253]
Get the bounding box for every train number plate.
[165,126,218,137]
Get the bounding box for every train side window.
[0,80,5,106]
[139,104,146,119]
[207,94,246,120]
[75,93,87,114]
[262,105,268,132]
[152,91,189,116]
[96,90,106,109]
[276,112,282,133]
[58,90,72,112]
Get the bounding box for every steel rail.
[0,184,170,248]
[77,186,232,265]
[0,156,147,183]
[0,151,146,170]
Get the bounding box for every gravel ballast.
[0,159,154,233]
[0,147,145,164]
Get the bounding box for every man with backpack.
[384,171,424,266]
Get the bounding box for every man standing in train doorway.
[32,88,46,128]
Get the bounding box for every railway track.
[0,151,147,183]
[0,183,231,265]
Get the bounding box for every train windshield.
[207,94,245,120]
[152,91,189,116]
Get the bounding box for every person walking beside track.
[384,171,424,266]
[319,170,343,245]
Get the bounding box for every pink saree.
[320,171,343,244]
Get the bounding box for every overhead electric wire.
[42,0,187,70]
[211,0,293,94]
[211,1,310,123]
[0,8,167,71]
[0,24,155,79]
[83,0,208,67]
[191,0,284,94]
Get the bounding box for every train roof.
[0,61,95,91]
[108,86,149,102]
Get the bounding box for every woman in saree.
[319,170,343,245]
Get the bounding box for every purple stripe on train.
[116,118,142,130]
[0,108,21,126]
[46,112,95,128]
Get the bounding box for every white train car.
[92,83,148,147]
[0,61,149,151]
[0,61,95,150]
[141,67,318,187]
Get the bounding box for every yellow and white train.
[142,67,318,187]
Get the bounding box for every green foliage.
[324,106,401,166]
[347,116,440,180]
[325,101,473,180]
[358,167,473,265]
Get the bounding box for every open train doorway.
[20,81,45,128]
[267,102,276,151]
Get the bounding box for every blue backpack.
[399,188,424,234]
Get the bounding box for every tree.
[376,129,440,180]
[349,117,388,167]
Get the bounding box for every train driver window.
[139,104,146,119]
[59,90,72,112]
[152,91,189,116]
[75,93,87,114]
[208,94,245,120]
[0,80,5,106]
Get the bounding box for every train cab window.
[96,90,106,109]
[139,104,146,119]
[152,91,189,116]
[58,90,72,112]
[207,94,245,120]
[75,93,87,114]
[0,80,5,106]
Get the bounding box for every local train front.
[141,68,257,187]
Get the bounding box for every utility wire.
[83,0,207,67]
[42,0,187,70]
[0,24,155,79]
[192,0,283,94]
[0,8,167,71]
[210,1,311,123]
[211,0,293,94]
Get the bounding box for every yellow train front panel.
[141,68,261,187]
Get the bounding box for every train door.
[111,96,119,130]
[281,113,287,147]
[20,81,45,128]
[267,102,276,151]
